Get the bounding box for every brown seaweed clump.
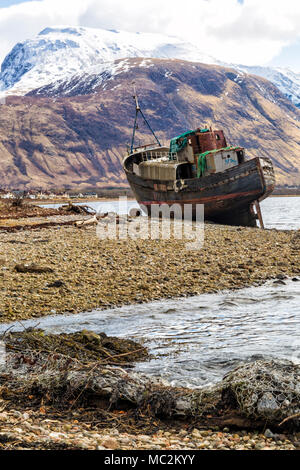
[0,330,300,432]
[3,329,149,365]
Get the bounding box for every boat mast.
[130,83,161,153]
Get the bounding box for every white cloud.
[0,0,300,67]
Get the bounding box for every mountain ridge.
[0,26,218,96]
[0,58,299,190]
[1,26,300,108]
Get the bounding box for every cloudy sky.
[0,0,300,71]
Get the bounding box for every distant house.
[37,192,48,199]
[1,192,14,199]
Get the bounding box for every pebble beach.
[0,219,299,323]
[0,409,298,450]
[0,209,299,450]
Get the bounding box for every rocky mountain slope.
[235,65,300,108]
[0,58,299,190]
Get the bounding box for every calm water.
[1,279,299,388]
[260,197,300,230]
[44,196,300,230]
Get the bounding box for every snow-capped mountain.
[0,26,218,96]
[1,57,300,190]
[0,25,299,108]
[234,65,300,108]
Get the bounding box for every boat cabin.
[170,128,245,178]
[127,128,245,182]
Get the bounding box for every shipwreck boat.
[123,92,275,227]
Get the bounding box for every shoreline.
[0,218,299,450]
[0,221,299,323]
[33,193,300,206]
[0,329,299,451]
[0,276,298,332]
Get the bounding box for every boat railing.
[140,151,179,162]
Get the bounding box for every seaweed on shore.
[2,328,149,365]
[0,329,300,432]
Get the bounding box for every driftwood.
[75,211,142,230]
[14,263,54,274]
[1,346,299,430]
[75,215,98,227]
[61,203,96,215]
[75,212,113,227]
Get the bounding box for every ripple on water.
[0,279,299,388]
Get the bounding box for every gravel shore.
[0,217,299,451]
[0,409,298,450]
[0,221,299,322]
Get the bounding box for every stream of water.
[1,279,299,388]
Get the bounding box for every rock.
[257,393,279,415]
[274,434,287,442]
[101,437,119,449]
[254,443,265,450]
[0,412,9,421]
[14,263,54,274]
[276,274,288,280]
[199,430,211,437]
[80,330,101,345]
[264,429,275,439]
[49,432,65,439]
[191,429,201,438]
[47,280,65,288]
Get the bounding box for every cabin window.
[215,134,220,140]
[176,164,191,179]
[237,150,244,164]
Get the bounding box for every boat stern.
[257,157,276,201]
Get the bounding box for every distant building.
[1,192,14,199]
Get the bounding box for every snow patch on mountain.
[0,25,300,108]
[0,26,218,96]
[235,65,300,107]
[28,58,158,97]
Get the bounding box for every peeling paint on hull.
[125,157,275,227]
